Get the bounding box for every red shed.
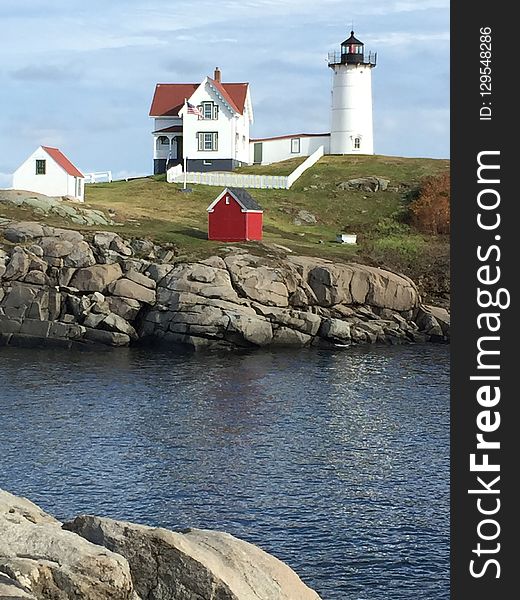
[207,187,263,242]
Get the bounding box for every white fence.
[286,145,324,187]
[84,171,113,184]
[167,146,324,190]
[166,164,183,182]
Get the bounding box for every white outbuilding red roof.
[41,146,84,178]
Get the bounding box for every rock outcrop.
[0,490,136,600]
[0,489,321,600]
[0,220,450,349]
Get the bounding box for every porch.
[153,127,183,174]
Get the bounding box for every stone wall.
[0,221,450,350]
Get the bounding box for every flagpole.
[183,98,187,190]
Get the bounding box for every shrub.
[409,172,450,234]
[376,217,410,236]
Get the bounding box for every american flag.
[186,101,203,117]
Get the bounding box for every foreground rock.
[0,490,136,600]
[0,220,450,349]
[66,515,321,600]
[0,489,321,600]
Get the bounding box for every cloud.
[0,0,450,178]
[368,30,449,47]
[11,64,79,82]
[0,172,13,188]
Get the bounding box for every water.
[0,344,449,599]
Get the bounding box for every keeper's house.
[207,188,263,242]
[12,146,85,202]
[150,68,253,174]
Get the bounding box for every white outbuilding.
[12,146,85,202]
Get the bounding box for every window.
[197,132,218,151]
[35,159,46,175]
[354,137,361,149]
[291,138,301,153]
[201,101,218,120]
[159,136,169,145]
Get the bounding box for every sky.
[0,0,449,186]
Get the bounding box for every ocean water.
[0,344,449,599]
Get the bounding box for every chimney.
[214,67,221,83]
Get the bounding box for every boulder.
[63,241,96,268]
[336,176,390,192]
[424,304,450,336]
[110,237,133,257]
[66,515,322,600]
[107,297,142,321]
[124,270,156,290]
[83,328,131,347]
[272,326,312,346]
[101,313,138,340]
[51,228,84,243]
[145,263,174,284]
[226,313,273,347]
[0,490,136,600]
[93,232,119,250]
[225,254,289,307]
[0,572,37,598]
[70,264,123,292]
[22,270,49,286]
[2,283,39,314]
[39,237,74,258]
[320,318,351,342]
[130,238,155,258]
[293,210,317,225]
[3,222,45,243]
[3,248,30,281]
[108,279,156,304]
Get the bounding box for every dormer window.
[201,101,218,120]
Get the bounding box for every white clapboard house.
[150,67,253,174]
[12,146,85,201]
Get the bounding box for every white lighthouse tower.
[328,31,377,155]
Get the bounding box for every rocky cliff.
[0,221,449,350]
[0,488,321,600]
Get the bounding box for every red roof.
[42,146,83,177]
[149,81,249,116]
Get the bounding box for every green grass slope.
[2,155,450,303]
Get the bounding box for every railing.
[286,145,324,188]
[167,146,324,190]
[327,51,377,67]
[84,171,113,184]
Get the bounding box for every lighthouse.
[328,31,377,155]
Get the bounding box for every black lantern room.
[328,30,377,68]
[341,31,364,64]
